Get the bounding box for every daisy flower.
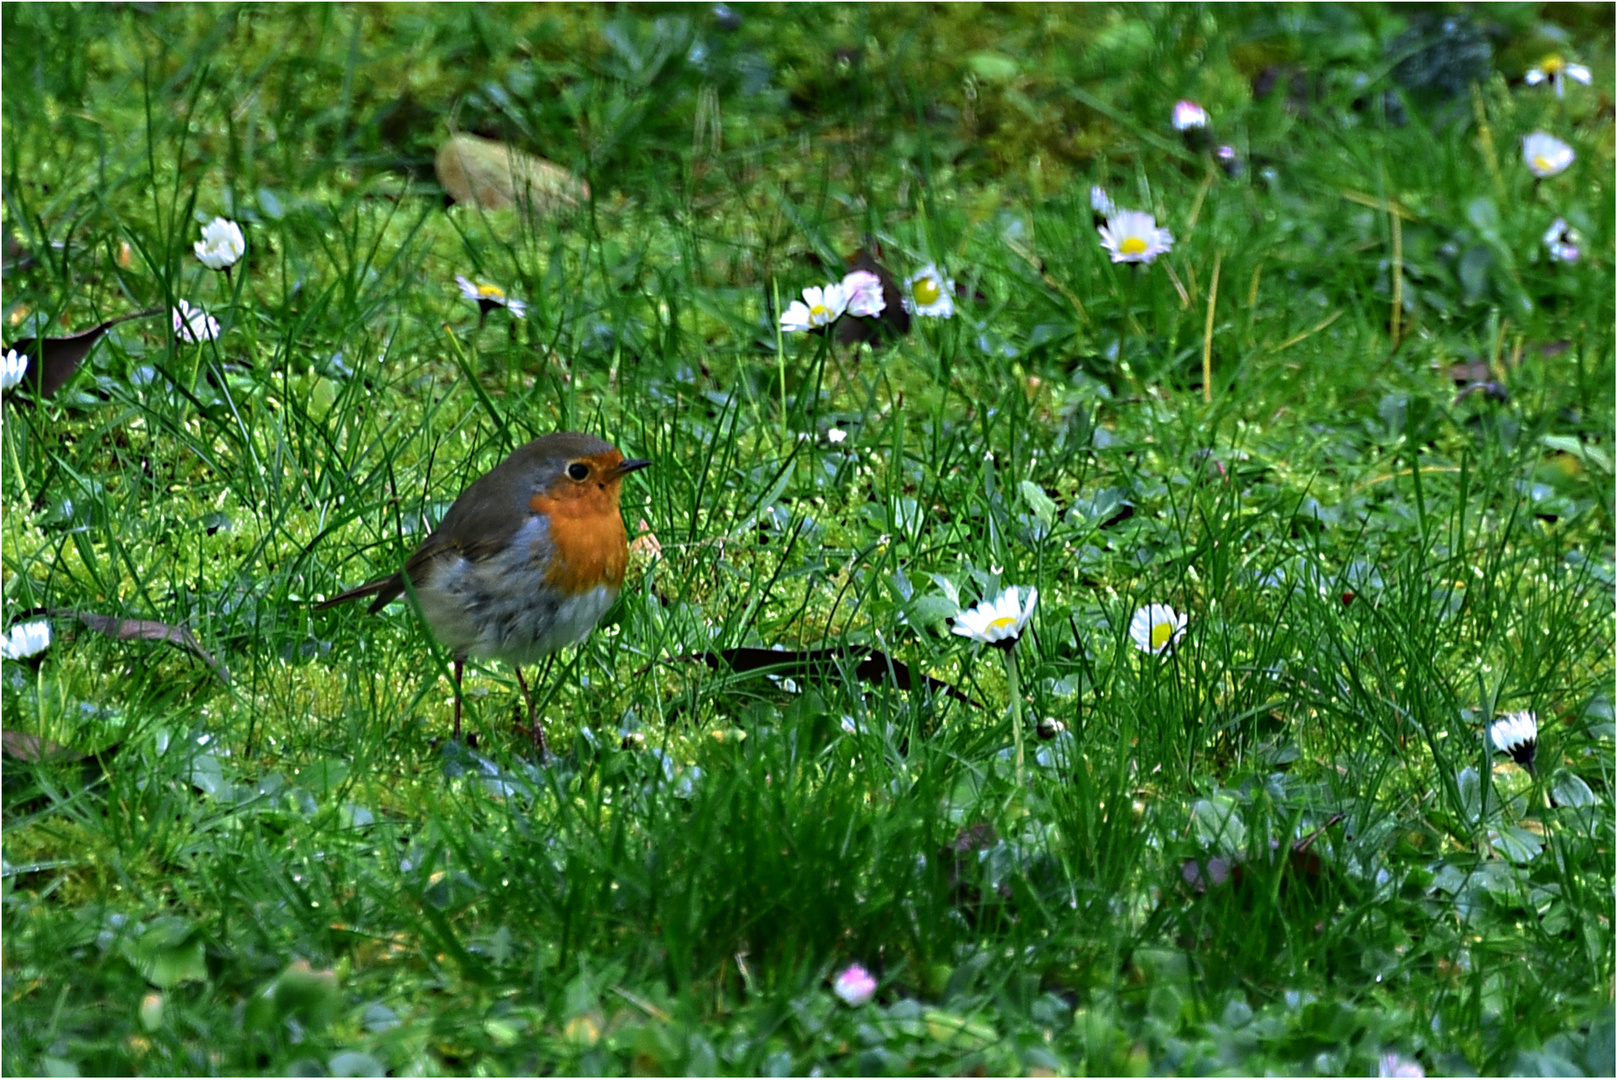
[779,281,849,333]
[1522,132,1574,178]
[1128,604,1187,655]
[193,217,245,270]
[841,269,887,318]
[456,276,528,320]
[1524,55,1592,97]
[1543,218,1580,263]
[1379,1051,1425,1078]
[901,263,955,318]
[1172,99,1208,130]
[172,300,220,343]
[952,585,1038,647]
[0,620,52,660]
[825,427,848,444]
[955,584,1039,784]
[832,963,876,1007]
[1488,711,1538,773]
[1,348,27,393]
[1099,210,1175,264]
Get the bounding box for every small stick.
[515,666,549,759]
[1202,252,1222,404]
[1390,207,1403,349]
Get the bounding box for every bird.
[318,431,650,757]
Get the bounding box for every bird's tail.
[315,574,405,614]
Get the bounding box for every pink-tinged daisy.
[1542,218,1580,263]
[172,300,219,343]
[832,963,876,1007]
[1379,1051,1425,1078]
[780,281,850,333]
[1098,210,1174,264]
[1172,99,1208,130]
[841,270,887,318]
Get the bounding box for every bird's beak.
[611,458,652,479]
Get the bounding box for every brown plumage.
[319,431,650,755]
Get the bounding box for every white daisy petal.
[1379,1051,1425,1078]
[1488,711,1538,770]
[952,585,1038,645]
[455,276,526,317]
[1543,218,1580,263]
[1,348,28,393]
[1522,132,1574,178]
[193,217,245,270]
[1128,604,1187,655]
[1098,209,1175,264]
[0,620,52,660]
[780,282,849,332]
[1172,99,1208,130]
[172,300,220,343]
[901,263,955,318]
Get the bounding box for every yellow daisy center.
[1150,621,1175,650]
[1540,54,1564,74]
[989,616,1018,633]
[913,278,941,305]
[809,304,832,321]
[1120,237,1148,256]
[1532,154,1553,172]
[476,284,506,300]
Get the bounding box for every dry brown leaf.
[48,608,230,684]
[434,135,588,218]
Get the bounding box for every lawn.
[2,4,1613,1076]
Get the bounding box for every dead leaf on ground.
[7,308,164,398]
[1446,361,1508,404]
[435,134,588,218]
[42,608,230,685]
[678,645,977,706]
[2,731,121,806]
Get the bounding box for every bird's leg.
[452,656,465,744]
[514,666,549,759]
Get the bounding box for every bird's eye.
[567,462,590,481]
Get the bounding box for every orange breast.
[530,483,630,594]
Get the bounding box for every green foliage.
[3,3,1613,1076]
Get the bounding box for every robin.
[318,431,650,757]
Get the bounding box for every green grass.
[2,3,1613,1075]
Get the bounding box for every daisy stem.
[1003,645,1024,786]
[772,278,787,442]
